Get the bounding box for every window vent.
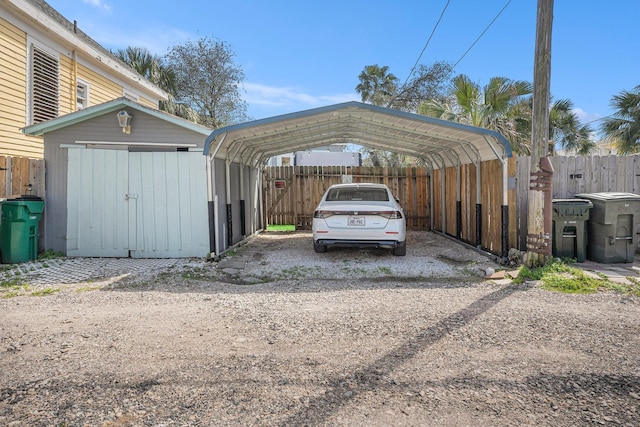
[31,45,59,124]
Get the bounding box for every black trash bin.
[576,192,640,263]
[551,198,593,262]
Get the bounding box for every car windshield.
[326,187,389,202]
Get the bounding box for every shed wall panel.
[43,143,68,253]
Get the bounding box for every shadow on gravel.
[279,283,532,426]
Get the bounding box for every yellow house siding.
[76,62,125,105]
[138,96,157,108]
[59,55,73,115]
[0,17,43,158]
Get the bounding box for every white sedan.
[312,183,406,256]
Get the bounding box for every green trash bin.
[552,198,593,262]
[0,195,45,264]
[576,192,640,263]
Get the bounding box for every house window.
[29,43,60,124]
[76,80,89,110]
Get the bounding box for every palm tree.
[548,99,595,155]
[600,85,640,154]
[419,74,533,154]
[355,65,398,107]
[113,47,175,92]
[113,47,199,123]
[355,65,400,166]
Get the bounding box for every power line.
[400,0,452,89]
[452,0,512,70]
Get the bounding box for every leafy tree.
[355,62,453,166]
[113,46,199,122]
[165,37,248,128]
[389,62,453,111]
[600,85,640,154]
[356,62,453,112]
[419,74,533,154]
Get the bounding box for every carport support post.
[456,166,461,239]
[429,170,435,231]
[206,154,217,255]
[225,159,233,247]
[501,159,509,261]
[475,163,482,249]
[240,164,246,238]
[441,167,446,233]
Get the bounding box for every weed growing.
[515,258,640,295]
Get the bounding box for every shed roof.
[22,97,212,137]
[204,101,512,169]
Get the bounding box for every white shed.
[23,98,213,258]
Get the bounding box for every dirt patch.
[1,231,639,426]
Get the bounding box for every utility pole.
[525,0,554,267]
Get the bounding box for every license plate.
[348,216,365,226]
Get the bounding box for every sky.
[46,0,640,131]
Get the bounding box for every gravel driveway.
[1,231,639,426]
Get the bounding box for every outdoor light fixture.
[116,110,132,134]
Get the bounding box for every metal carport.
[204,101,513,259]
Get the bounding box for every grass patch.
[266,224,296,232]
[37,249,64,260]
[1,276,26,289]
[376,266,393,275]
[30,287,59,297]
[514,258,640,295]
[1,277,31,298]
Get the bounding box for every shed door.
[67,149,209,258]
[66,148,130,257]
[128,151,209,258]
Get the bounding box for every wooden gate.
[263,166,430,230]
[0,155,45,198]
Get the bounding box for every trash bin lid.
[6,194,42,201]
[575,192,640,201]
[552,198,593,205]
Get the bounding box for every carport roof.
[204,101,512,169]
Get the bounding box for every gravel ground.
[1,230,639,426]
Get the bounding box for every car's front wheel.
[313,242,327,253]
[391,241,406,256]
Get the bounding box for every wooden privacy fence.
[0,155,45,198]
[263,161,514,257]
[263,166,431,230]
[264,155,639,257]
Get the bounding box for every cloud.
[85,24,194,55]
[572,108,602,126]
[243,82,359,113]
[82,0,111,14]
